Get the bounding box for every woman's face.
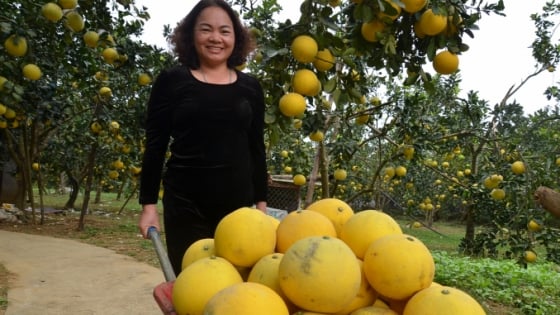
[193,6,235,67]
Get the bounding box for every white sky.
[135,0,558,115]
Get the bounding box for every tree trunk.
[64,170,79,210]
[78,142,98,231]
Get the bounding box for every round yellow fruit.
[419,9,447,36]
[22,64,42,81]
[102,47,119,64]
[378,0,401,21]
[276,209,337,253]
[334,169,348,181]
[291,35,318,63]
[401,0,427,13]
[527,219,542,232]
[524,250,537,263]
[42,2,63,22]
[293,174,307,186]
[511,160,525,175]
[59,0,78,9]
[99,86,112,98]
[0,76,7,91]
[247,253,288,302]
[403,286,486,315]
[395,166,407,177]
[112,159,124,169]
[339,209,402,259]
[181,238,215,270]
[279,236,362,313]
[350,306,398,315]
[361,20,385,42]
[32,163,40,171]
[4,35,28,57]
[214,207,277,267]
[490,188,506,200]
[433,51,459,75]
[292,69,321,97]
[363,234,434,301]
[313,48,335,72]
[83,31,99,48]
[0,103,7,116]
[204,282,289,315]
[90,121,102,134]
[309,130,324,142]
[279,92,307,117]
[138,73,152,86]
[356,114,369,125]
[173,256,243,315]
[280,150,289,158]
[65,11,85,32]
[333,259,378,315]
[108,170,119,179]
[305,198,354,236]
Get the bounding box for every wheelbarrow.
[148,226,177,315]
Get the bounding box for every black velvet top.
[138,66,268,216]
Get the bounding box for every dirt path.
[0,230,168,315]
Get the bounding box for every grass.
[2,192,560,314]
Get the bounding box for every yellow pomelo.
[293,174,306,186]
[524,250,537,263]
[350,306,398,315]
[0,104,6,116]
[4,35,28,57]
[395,166,407,177]
[433,50,459,75]
[181,238,215,270]
[138,73,152,86]
[334,169,347,181]
[490,188,506,200]
[292,69,321,97]
[247,253,289,303]
[333,259,378,315]
[305,198,354,236]
[309,130,324,142]
[22,64,42,81]
[279,236,362,313]
[0,120,8,129]
[276,209,337,253]
[0,76,7,91]
[99,86,112,98]
[203,282,289,315]
[65,11,85,32]
[279,92,306,117]
[401,0,427,13]
[172,256,243,315]
[378,0,401,21]
[59,0,78,9]
[214,207,277,267]
[511,160,525,175]
[339,209,403,259]
[42,2,63,22]
[83,31,99,48]
[313,48,335,72]
[361,20,385,42]
[291,35,318,63]
[419,9,447,36]
[102,47,119,64]
[403,286,486,315]
[363,234,434,301]
[527,219,542,232]
[3,108,15,119]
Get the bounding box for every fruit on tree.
[377,0,401,21]
[433,51,459,75]
[102,47,119,64]
[292,69,321,97]
[418,9,448,36]
[361,20,385,42]
[293,174,306,186]
[173,256,243,315]
[290,35,318,63]
[58,0,78,9]
[313,48,335,72]
[42,2,63,22]
[64,11,85,32]
[527,219,542,232]
[523,250,537,263]
[83,31,99,48]
[99,86,112,98]
[511,160,525,175]
[278,236,361,313]
[401,0,427,13]
[403,286,486,315]
[22,64,42,81]
[279,92,306,117]
[395,166,407,177]
[309,130,324,142]
[138,73,152,86]
[334,169,348,181]
[4,35,28,57]
[490,188,506,200]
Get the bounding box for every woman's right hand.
[138,204,161,239]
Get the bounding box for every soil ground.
[0,210,169,315]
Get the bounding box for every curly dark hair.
[170,0,254,69]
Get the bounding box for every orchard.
[1,0,560,312]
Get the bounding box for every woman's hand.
[138,204,161,238]
[255,201,267,214]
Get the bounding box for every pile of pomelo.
[171,198,486,315]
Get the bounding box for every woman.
[138,0,268,275]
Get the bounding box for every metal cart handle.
[148,226,177,282]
